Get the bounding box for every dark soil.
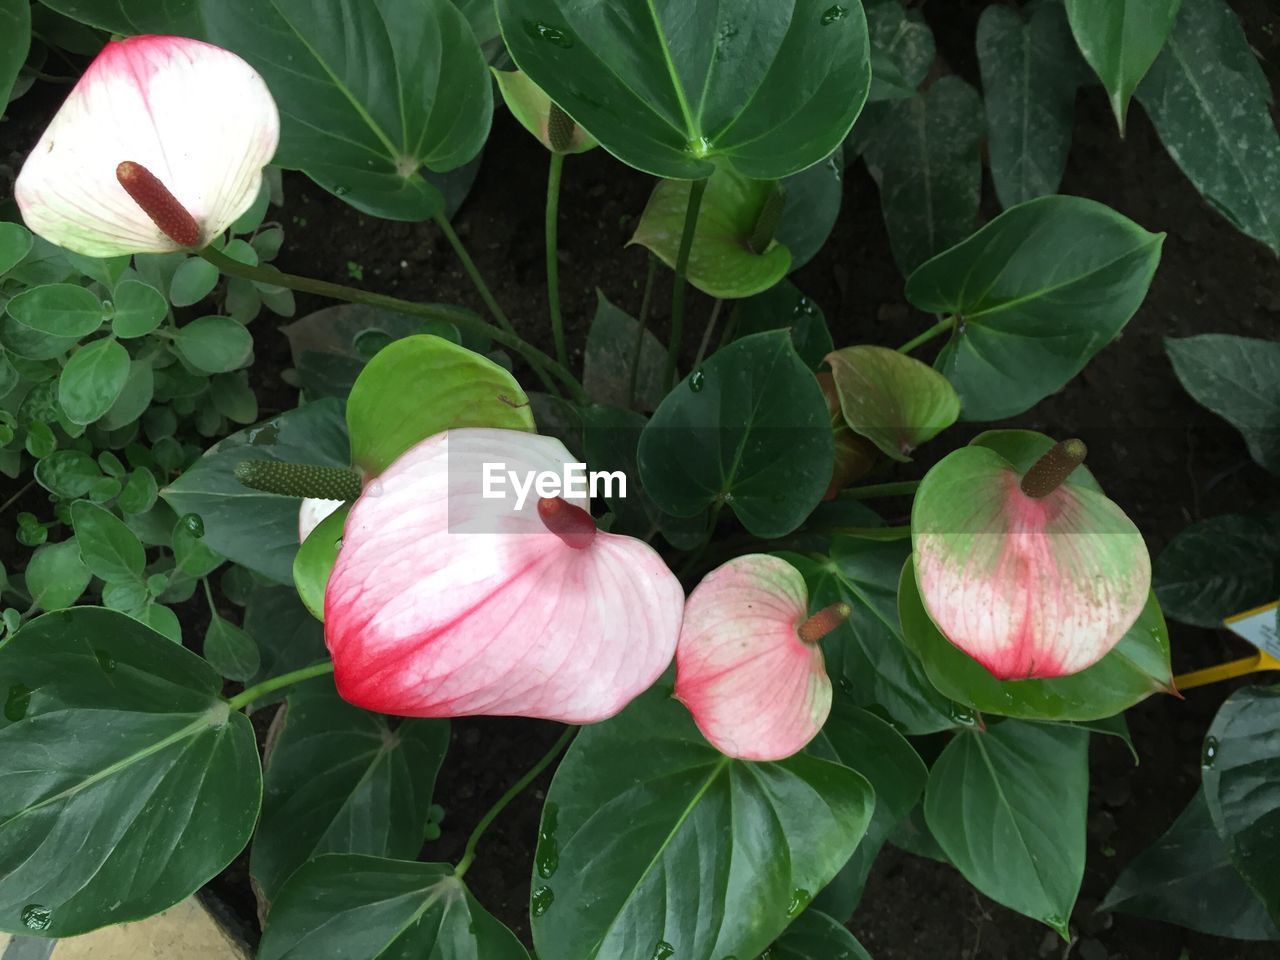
[4,0,1279,957]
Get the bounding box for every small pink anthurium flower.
[675,554,849,761]
[912,439,1151,680]
[15,35,279,257]
[324,428,684,723]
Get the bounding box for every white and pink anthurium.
[15,35,279,257]
[912,439,1151,680]
[675,554,848,761]
[323,428,684,723]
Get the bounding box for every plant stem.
[0,480,34,514]
[839,480,921,500]
[693,299,724,369]
[225,660,335,710]
[897,316,954,355]
[455,725,576,879]
[546,152,568,368]
[198,246,584,402]
[628,255,659,408]
[665,177,709,391]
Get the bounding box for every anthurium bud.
[675,555,839,760]
[325,428,683,723]
[912,441,1151,680]
[492,69,598,155]
[16,35,279,257]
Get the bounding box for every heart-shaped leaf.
[530,684,872,960]
[1153,513,1280,628]
[731,280,833,371]
[630,164,791,299]
[0,608,260,937]
[496,0,872,180]
[907,195,1163,420]
[582,291,667,411]
[777,148,843,270]
[205,0,492,220]
[282,304,437,398]
[638,331,833,538]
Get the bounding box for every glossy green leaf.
[35,0,204,34]
[731,280,832,372]
[0,608,260,937]
[777,149,843,270]
[809,698,927,919]
[24,539,91,612]
[1153,513,1280,628]
[925,720,1088,936]
[977,2,1080,208]
[580,405,662,539]
[70,500,146,584]
[258,855,527,959]
[582,291,667,412]
[293,502,349,620]
[7,283,104,338]
[99,360,154,432]
[1166,334,1280,474]
[251,678,447,901]
[205,0,493,220]
[784,538,955,735]
[118,468,159,515]
[58,338,130,426]
[908,195,1163,420]
[863,76,984,275]
[638,331,833,538]
[531,685,873,960]
[1137,0,1279,252]
[1202,685,1280,924]
[111,280,167,339]
[493,68,598,153]
[1065,0,1181,132]
[243,585,328,704]
[496,0,872,180]
[825,345,958,462]
[346,334,534,476]
[899,560,1173,721]
[0,223,33,276]
[162,399,350,583]
[1101,788,1280,941]
[770,909,872,959]
[33,450,100,498]
[203,615,260,682]
[168,258,219,307]
[631,165,791,299]
[173,316,254,374]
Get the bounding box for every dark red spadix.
[537,496,597,549]
[116,160,201,247]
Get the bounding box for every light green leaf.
[24,539,91,611]
[70,499,146,584]
[293,503,348,620]
[173,316,254,374]
[204,615,261,681]
[58,338,131,425]
[7,283,104,338]
[111,280,167,338]
[0,0,31,106]
[0,223,33,276]
[169,258,220,307]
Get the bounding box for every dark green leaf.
[532,685,873,960]
[282,304,433,398]
[864,0,933,102]
[33,450,100,498]
[0,223,34,276]
[925,720,1089,936]
[638,331,833,538]
[36,0,203,34]
[98,360,154,432]
[0,608,259,936]
[770,909,872,960]
[1154,513,1280,628]
[863,76,984,275]
[244,585,328,704]
[70,500,146,583]
[908,195,1163,420]
[7,283,104,338]
[731,280,832,372]
[251,677,448,901]
[203,615,261,681]
[777,149,843,270]
[582,291,667,412]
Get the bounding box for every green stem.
[839,480,921,500]
[897,316,954,355]
[665,178,709,391]
[628,255,659,408]
[455,726,576,879]
[198,246,585,402]
[225,660,335,711]
[546,151,568,368]
[693,298,724,369]
[0,479,34,514]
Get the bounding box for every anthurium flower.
[15,35,279,257]
[325,428,683,723]
[912,439,1151,680]
[299,498,344,543]
[675,554,848,761]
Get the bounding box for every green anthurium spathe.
[824,345,959,462]
[911,437,1152,681]
[493,69,598,154]
[495,0,872,180]
[630,163,791,299]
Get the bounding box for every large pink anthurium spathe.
[912,439,1151,680]
[324,428,684,723]
[15,35,279,257]
[675,554,849,761]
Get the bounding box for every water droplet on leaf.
[4,684,31,722]
[820,4,848,24]
[949,702,978,726]
[689,370,706,392]
[1201,736,1219,768]
[95,649,116,673]
[787,888,811,916]
[525,20,574,47]
[650,941,675,960]
[536,803,560,878]
[531,885,555,917]
[21,904,52,931]
[179,513,204,538]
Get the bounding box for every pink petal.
[675,555,832,761]
[324,428,684,723]
[299,498,344,543]
[15,35,279,257]
[914,452,1151,679]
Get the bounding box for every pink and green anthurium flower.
[912,438,1151,680]
[675,554,849,761]
[324,428,684,723]
[15,35,279,258]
